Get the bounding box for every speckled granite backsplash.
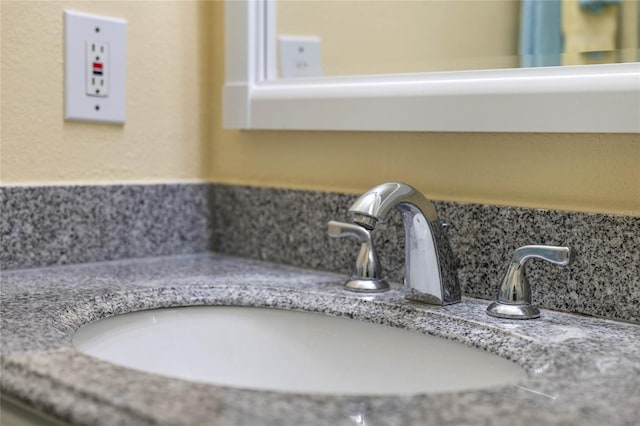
[211,185,639,323]
[0,184,214,270]
[1,183,638,322]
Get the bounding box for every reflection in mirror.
[274,0,640,79]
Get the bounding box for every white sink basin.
[73,306,526,395]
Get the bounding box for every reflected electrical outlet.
[278,35,323,79]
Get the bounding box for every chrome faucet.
[341,182,460,305]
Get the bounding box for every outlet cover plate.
[64,10,126,124]
[278,36,323,79]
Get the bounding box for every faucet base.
[486,302,541,320]
[405,288,453,305]
[344,278,390,293]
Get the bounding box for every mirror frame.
[223,0,640,133]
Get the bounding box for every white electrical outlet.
[65,10,126,123]
[86,41,109,97]
[278,36,323,79]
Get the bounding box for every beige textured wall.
[1,1,639,216]
[277,0,520,75]
[1,0,212,184]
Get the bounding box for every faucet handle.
[487,245,573,320]
[328,221,389,292]
[328,221,370,242]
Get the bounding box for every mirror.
[223,0,640,132]
[274,0,639,79]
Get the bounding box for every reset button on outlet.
[86,41,109,97]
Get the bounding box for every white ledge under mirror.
[223,0,640,133]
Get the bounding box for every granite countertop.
[1,253,639,426]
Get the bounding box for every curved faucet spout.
[348,182,460,305]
